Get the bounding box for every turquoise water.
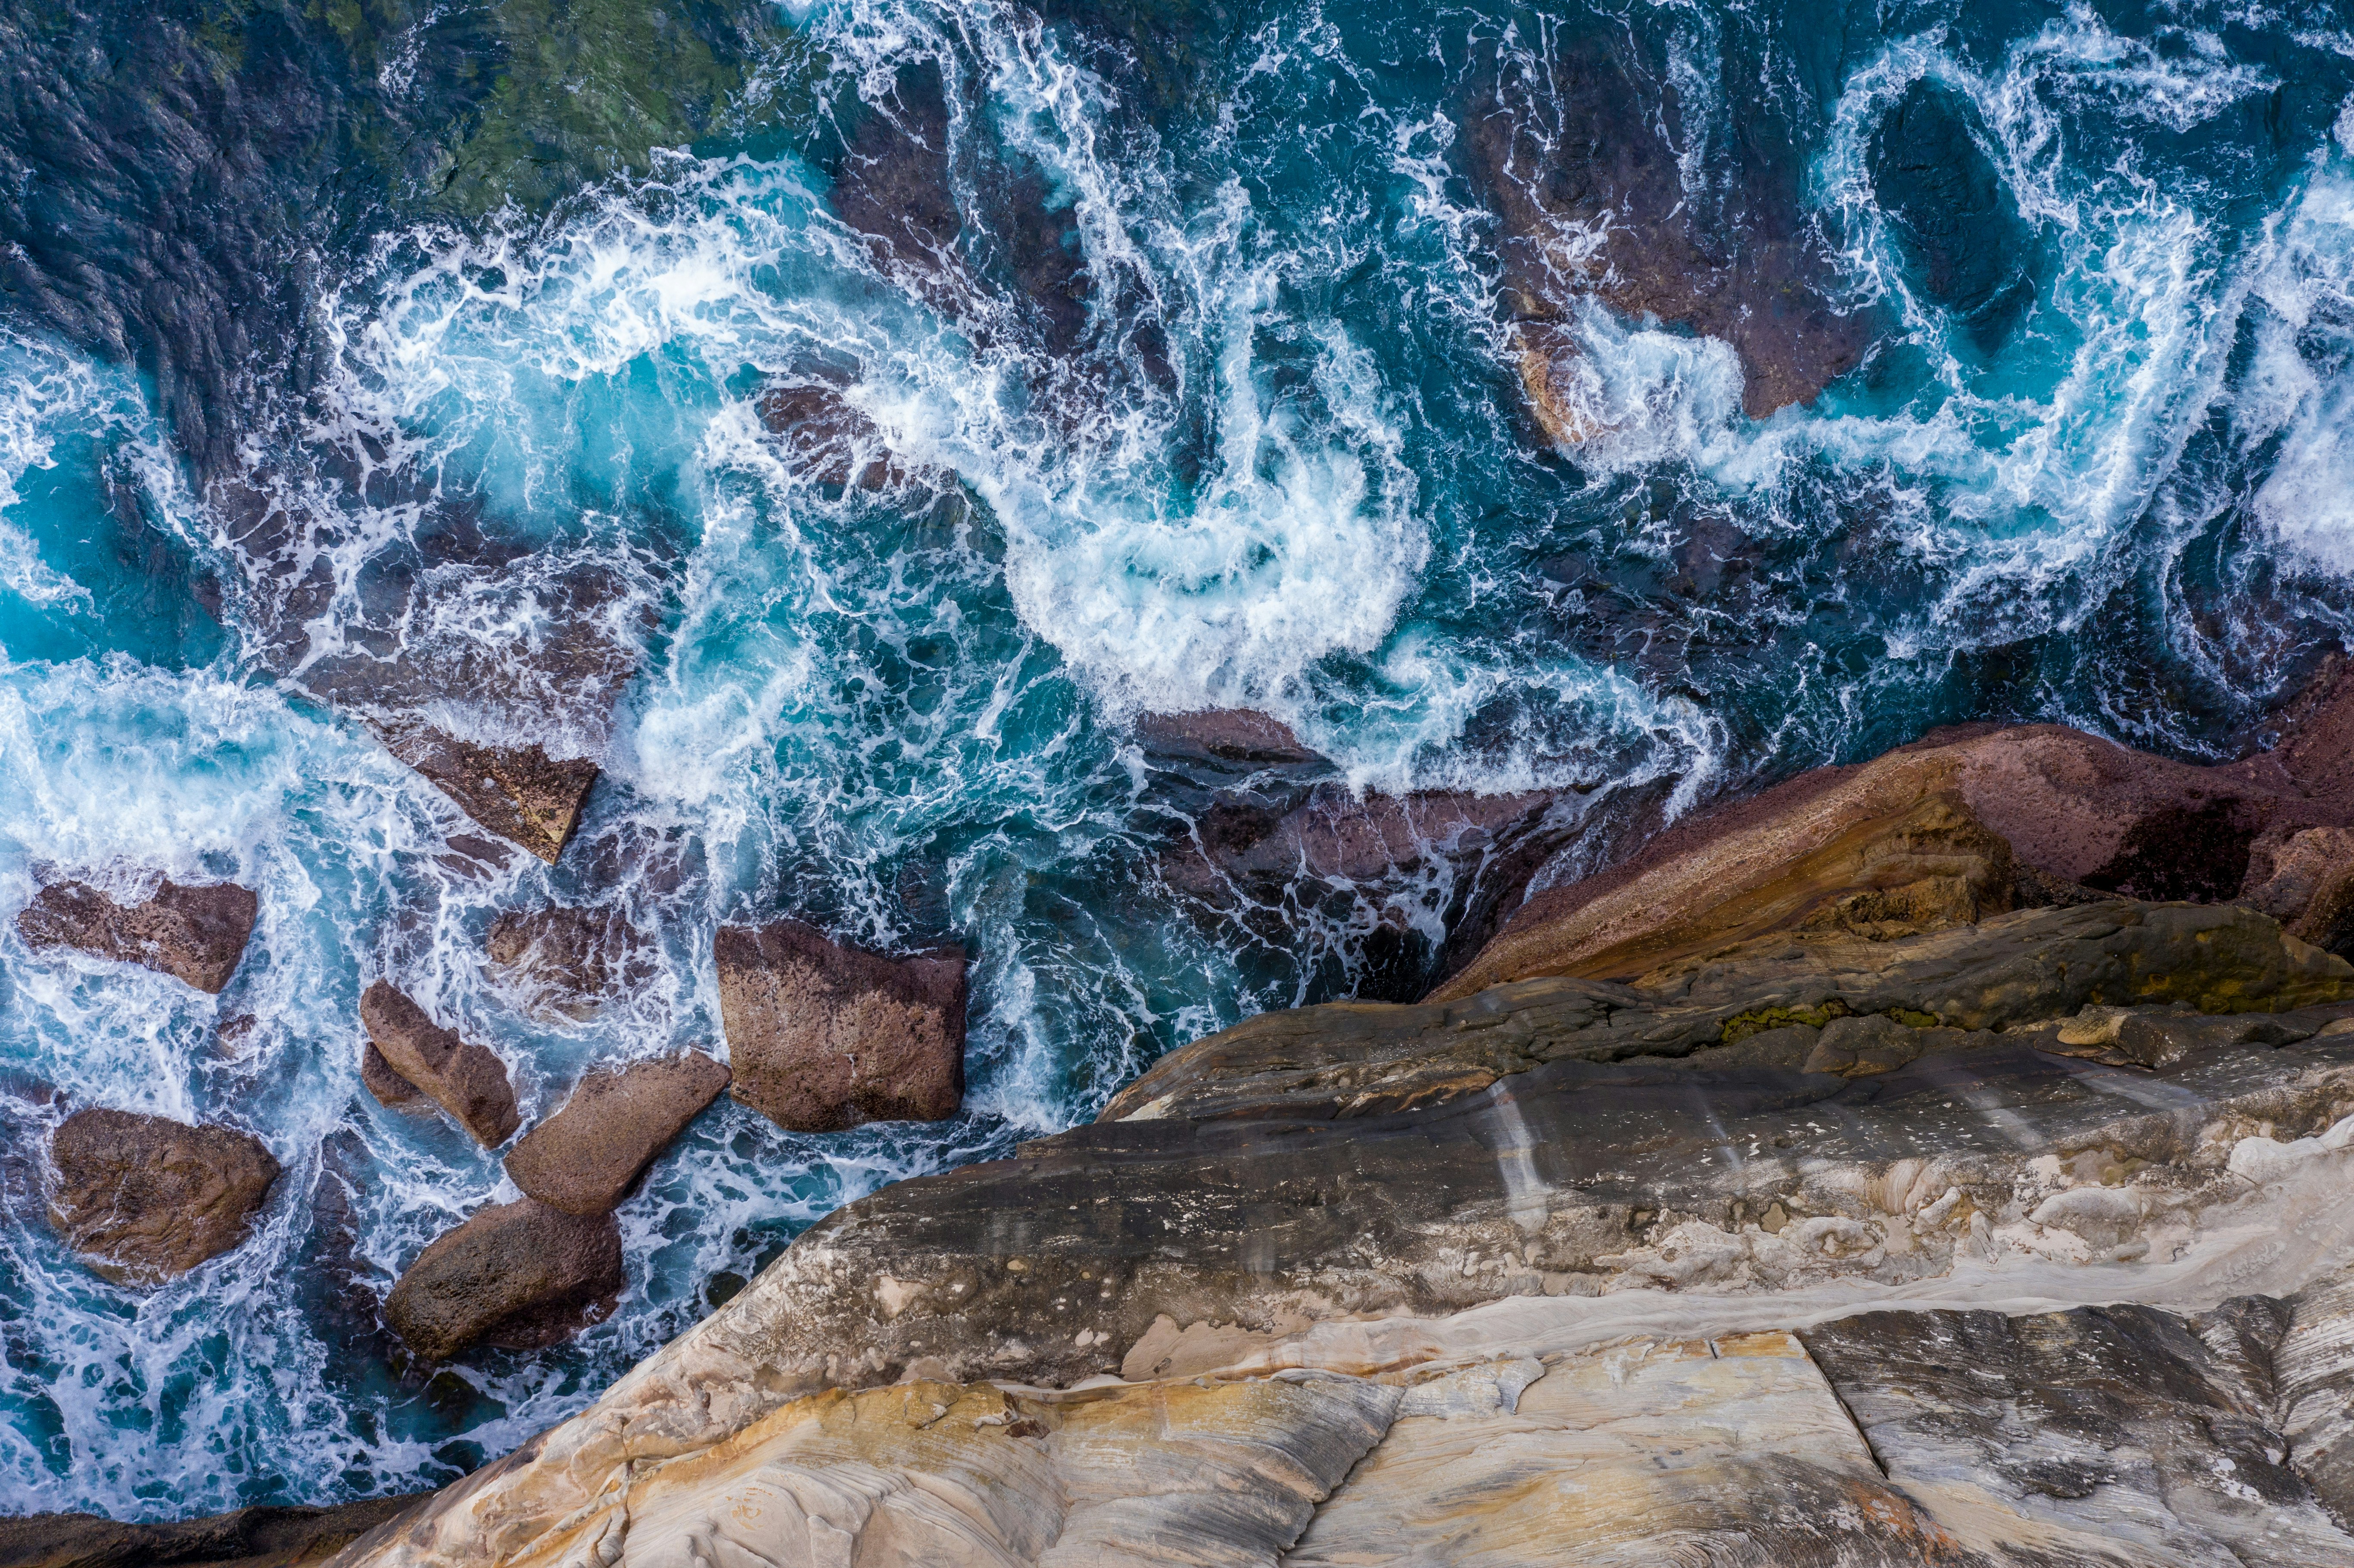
[3,0,2354,1519]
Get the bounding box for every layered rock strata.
[716,919,966,1132]
[45,1108,280,1285]
[358,981,520,1147]
[335,889,2354,1565]
[504,1052,731,1216]
[381,1198,623,1363]
[15,877,258,993]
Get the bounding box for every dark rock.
[44,1108,280,1285]
[359,1042,421,1108]
[504,1052,730,1216]
[483,904,655,1022]
[382,1198,623,1362]
[383,726,596,866]
[15,878,258,993]
[1463,35,1870,420]
[756,383,907,492]
[0,1492,428,1568]
[716,919,965,1133]
[358,981,520,1147]
[1869,78,2038,352]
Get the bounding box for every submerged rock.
[382,1198,622,1362]
[14,877,258,993]
[383,725,596,865]
[358,980,520,1147]
[716,919,965,1133]
[504,1052,731,1216]
[45,1108,280,1285]
[483,903,655,1022]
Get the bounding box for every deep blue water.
[3,0,2353,1520]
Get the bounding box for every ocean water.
[2,0,2353,1519]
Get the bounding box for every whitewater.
[3,0,2353,1519]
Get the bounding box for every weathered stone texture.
[15,877,258,993]
[504,1051,729,1216]
[358,980,520,1147]
[381,1198,622,1362]
[383,726,596,865]
[45,1108,280,1285]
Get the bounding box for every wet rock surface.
[15,878,258,993]
[504,1052,730,1216]
[716,919,965,1133]
[0,1492,428,1568]
[483,904,654,1022]
[381,1198,623,1363]
[357,981,520,1147]
[44,1108,280,1286]
[382,728,597,866]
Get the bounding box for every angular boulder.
[483,904,654,1022]
[716,920,965,1133]
[382,1198,623,1362]
[505,1052,730,1215]
[383,725,596,865]
[359,1042,421,1108]
[45,1108,280,1285]
[358,981,520,1146]
[16,878,258,993]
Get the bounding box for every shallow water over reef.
[2,0,2353,1520]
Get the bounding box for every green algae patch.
[1721,1001,1851,1045]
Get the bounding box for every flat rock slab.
[359,980,519,1146]
[506,1051,730,1215]
[16,878,258,993]
[384,725,596,865]
[46,1108,280,1285]
[717,919,965,1132]
[383,1197,622,1362]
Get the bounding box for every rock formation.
[483,904,655,1022]
[380,1198,623,1362]
[357,981,520,1147]
[45,1108,280,1286]
[15,877,258,993]
[716,919,965,1132]
[380,727,596,865]
[504,1052,730,1216]
[0,1493,426,1568]
[359,1042,421,1108]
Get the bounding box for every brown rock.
[382,1197,622,1362]
[15,878,258,993]
[359,1042,421,1108]
[1434,693,2354,1000]
[483,904,655,1022]
[716,919,965,1133]
[0,1492,430,1568]
[2245,827,2354,957]
[45,1108,280,1285]
[358,980,520,1146]
[383,725,595,865]
[756,384,909,491]
[505,1052,730,1215]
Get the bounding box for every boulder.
[45,1108,280,1285]
[2245,827,2354,956]
[1433,673,2354,1000]
[15,877,258,993]
[359,1042,421,1108]
[358,981,520,1146]
[483,903,655,1021]
[504,1052,730,1215]
[383,725,596,865]
[382,1197,623,1362]
[716,919,965,1133]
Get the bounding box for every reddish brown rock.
[382,1198,622,1361]
[15,878,258,993]
[483,904,655,1022]
[505,1052,731,1216]
[358,980,520,1147]
[383,725,596,865]
[716,920,965,1133]
[757,384,909,491]
[359,1042,421,1108]
[45,1108,280,1285]
[1433,663,2354,999]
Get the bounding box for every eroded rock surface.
[483,904,653,1022]
[358,981,520,1147]
[45,1108,279,1285]
[0,1492,427,1568]
[382,727,596,866]
[15,877,258,993]
[504,1052,730,1216]
[717,919,965,1132]
[381,1198,622,1363]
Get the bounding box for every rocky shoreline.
[12,668,2354,1565]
